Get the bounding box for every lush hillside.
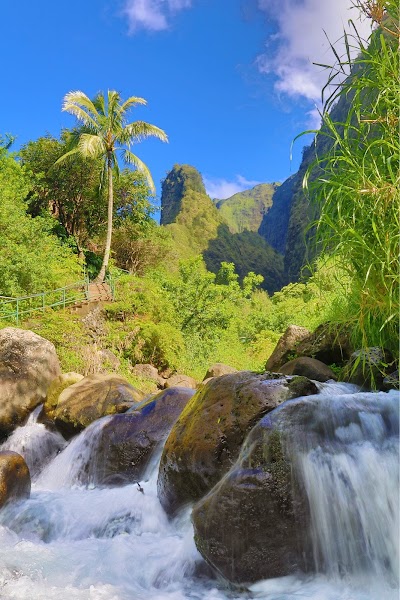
[160,165,285,292]
[160,164,206,226]
[204,225,285,294]
[161,165,224,258]
[215,183,277,234]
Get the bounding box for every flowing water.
[0,384,398,600]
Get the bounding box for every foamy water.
[0,385,397,600]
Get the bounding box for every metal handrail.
[0,278,90,325]
[0,270,120,326]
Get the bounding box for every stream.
[0,383,398,600]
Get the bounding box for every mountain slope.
[215,183,277,234]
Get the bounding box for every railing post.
[16,298,19,326]
[42,293,45,313]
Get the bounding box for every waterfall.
[287,389,399,584]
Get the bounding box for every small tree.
[58,90,168,282]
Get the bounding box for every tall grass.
[304,0,399,355]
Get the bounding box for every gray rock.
[266,325,310,371]
[0,328,61,437]
[89,387,195,486]
[203,363,238,380]
[164,373,197,389]
[51,374,144,436]
[343,347,396,390]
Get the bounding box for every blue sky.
[2,0,370,210]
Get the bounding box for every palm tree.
[57,90,168,282]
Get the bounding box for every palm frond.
[117,96,147,120]
[53,147,80,166]
[123,149,155,191]
[122,121,168,144]
[62,91,100,129]
[92,92,106,117]
[78,134,106,159]
[108,90,121,117]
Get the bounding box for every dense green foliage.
[0,4,397,388]
[215,183,277,234]
[304,0,399,354]
[20,135,103,254]
[161,164,285,292]
[0,150,82,297]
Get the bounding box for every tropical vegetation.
[0,1,398,388]
[58,90,168,282]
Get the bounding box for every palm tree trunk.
[95,154,114,283]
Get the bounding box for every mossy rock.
[192,400,312,584]
[51,374,145,437]
[157,371,318,515]
[44,373,84,420]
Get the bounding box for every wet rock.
[343,348,396,390]
[280,357,337,382]
[157,371,318,515]
[203,363,238,380]
[0,451,31,508]
[92,387,195,485]
[266,325,310,371]
[51,374,145,436]
[192,399,314,584]
[0,328,61,438]
[164,373,197,389]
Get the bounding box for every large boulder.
[266,325,310,371]
[0,451,31,508]
[90,387,195,486]
[157,371,318,515]
[295,323,352,367]
[192,424,307,584]
[50,374,145,436]
[280,357,337,382]
[192,390,399,584]
[0,328,61,437]
[267,323,353,372]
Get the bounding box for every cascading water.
[0,383,397,600]
[0,405,66,479]
[291,389,399,584]
[37,415,114,489]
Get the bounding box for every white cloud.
[123,0,192,33]
[256,0,372,104]
[204,175,262,200]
